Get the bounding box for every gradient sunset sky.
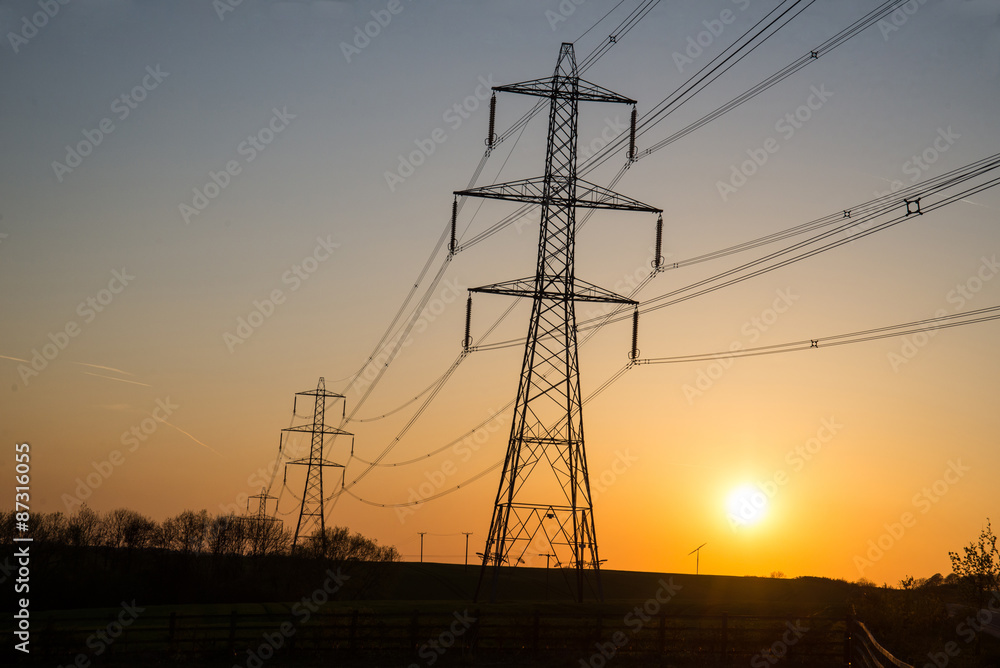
[2,0,999,585]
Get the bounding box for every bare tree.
[103,508,156,550]
[163,510,209,554]
[66,505,104,547]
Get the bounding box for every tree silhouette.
[949,518,999,611]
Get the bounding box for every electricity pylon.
[456,43,661,602]
[282,377,351,553]
[243,487,279,556]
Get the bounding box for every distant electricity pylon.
[456,43,661,603]
[282,377,352,553]
[244,487,279,555]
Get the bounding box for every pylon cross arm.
[494,77,635,105]
[286,459,344,468]
[470,277,635,304]
[282,425,352,436]
[456,177,660,212]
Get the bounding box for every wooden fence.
[19,608,852,665]
[852,619,915,668]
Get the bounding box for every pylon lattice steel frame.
[456,43,661,603]
[243,487,279,556]
[283,377,351,553]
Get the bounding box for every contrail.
[0,354,30,363]
[82,372,152,387]
[75,362,135,376]
[159,420,223,456]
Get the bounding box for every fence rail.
[852,619,915,668]
[13,608,852,665]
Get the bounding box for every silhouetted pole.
[418,532,427,563]
[462,532,472,570]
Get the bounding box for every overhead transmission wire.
[334,1,818,493]
[391,300,1000,512]
[342,360,635,509]
[334,0,658,423]
[488,0,662,151]
[635,305,1000,366]
[322,168,1000,513]
[471,153,1000,352]
[460,0,914,251]
[635,0,917,159]
[307,2,662,510]
[327,1,906,512]
[582,0,820,174]
[310,0,913,515]
[267,0,786,519]
[329,1,913,511]
[575,0,630,43]
[582,157,1000,328]
[339,2,997,513]
[459,0,814,251]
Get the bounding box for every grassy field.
[9,563,997,667]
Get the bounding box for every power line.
[635,305,1000,365]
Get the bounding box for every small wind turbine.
[688,542,707,575]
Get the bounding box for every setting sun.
[727,484,769,529]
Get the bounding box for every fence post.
[532,610,540,653]
[410,610,419,651]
